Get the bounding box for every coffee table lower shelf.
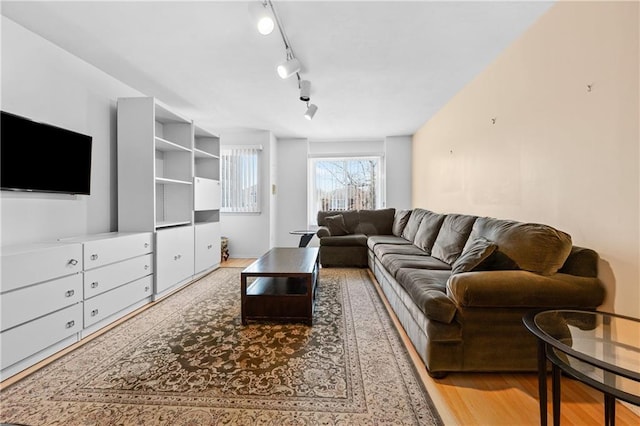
[243,277,313,324]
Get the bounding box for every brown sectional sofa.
[316,208,605,377]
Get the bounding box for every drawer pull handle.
[91,309,99,317]
[68,259,79,266]
[65,320,75,329]
[207,244,212,249]
[90,254,99,261]
[91,282,99,289]
[144,265,149,270]
[65,289,75,297]
[144,242,149,248]
[144,286,150,292]
[174,254,182,260]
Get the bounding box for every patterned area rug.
[1,267,442,425]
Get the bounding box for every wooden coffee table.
[241,247,319,325]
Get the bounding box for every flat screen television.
[1,111,93,195]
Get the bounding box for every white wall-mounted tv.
[1,111,93,195]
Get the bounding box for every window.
[309,156,383,224]
[221,145,261,213]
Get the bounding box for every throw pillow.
[392,210,412,237]
[451,238,497,274]
[324,214,349,236]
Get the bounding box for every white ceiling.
[1,1,554,140]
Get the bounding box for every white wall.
[384,136,412,210]
[275,138,310,247]
[1,17,142,246]
[219,130,274,258]
[413,1,639,317]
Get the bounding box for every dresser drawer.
[195,222,221,273]
[84,254,153,299]
[1,243,82,293]
[0,303,82,370]
[84,275,153,327]
[83,233,153,269]
[1,273,83,332]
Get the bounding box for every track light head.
[304,103,318,120]
[299,80,311,101]
[249,1,275,35]
[277,57,301,79]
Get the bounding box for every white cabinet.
[195,222,221,274]
[0,242,83,379]
[117,97,221,300]
[62,232,155,336]
[155,226,195,296]
[117,97,193,231]
[194,177,221,211]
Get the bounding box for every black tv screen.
[1,111,92,195]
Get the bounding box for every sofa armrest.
[316,226,331,238]
[446,270,605,309]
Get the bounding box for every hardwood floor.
[4,259,638,425]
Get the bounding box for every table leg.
[537,340,548,426]
[604,394,616,426]
[241,275,247,325]
[299,233,314,247]
[552,363,561,426]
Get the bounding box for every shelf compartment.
[155,137,192,153]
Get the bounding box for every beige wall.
[413,1,639,316]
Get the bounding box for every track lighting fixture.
[277,57,301,79]
[249,1,275,35]
[251,1,319,120]
[299,80,311,101]
[304,103,318,120]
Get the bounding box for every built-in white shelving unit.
[117,97,221,299]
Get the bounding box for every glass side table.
[523,310,640,426]
[289,230,317,247]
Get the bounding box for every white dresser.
[1,242,84,380]
[0,232,154,380]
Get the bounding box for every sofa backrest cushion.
[466,217,572,275]
[431,214,478,264]
[413,211,446,254]
[324,214,349,236]
[392,209,412,237]
[401,208,428,241]
[451,237,497,274]
[355,208,395,235]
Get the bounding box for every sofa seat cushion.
[431,214,477,264]
[395,268,456,323]
[382,254,451,277]
[320,234,368,247]
[413,210,446,254]
[374,243,430,258]
[367,235,412,251]
[466,217,572,275]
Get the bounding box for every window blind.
[221,145,262,213]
